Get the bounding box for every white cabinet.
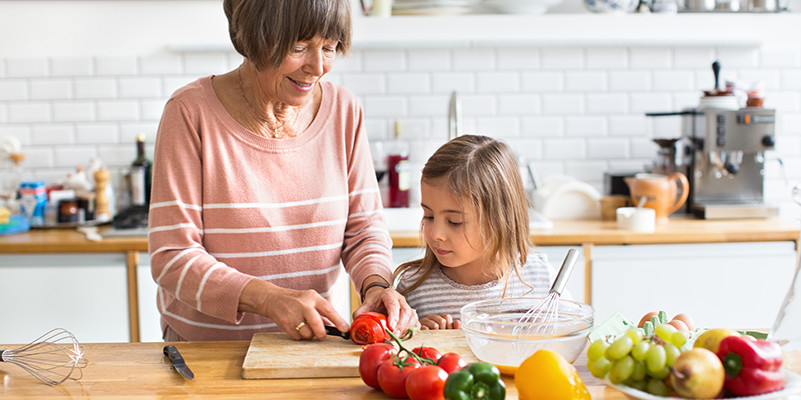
[0,254,130,343]
[590,242,797,329]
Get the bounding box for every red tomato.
[351,312,388,345]
[412,346,442,364]
[377,355,422,399]
[359,343,397,390]
[405,365,448,400]
[436,352,467,374]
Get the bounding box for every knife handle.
[163,345,184,363]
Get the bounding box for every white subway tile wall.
[1,45,800,217]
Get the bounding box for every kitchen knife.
[325,325,350,340]
[163,345,194,380]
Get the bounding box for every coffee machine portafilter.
[646,108,778,219]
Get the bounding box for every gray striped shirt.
[396,251,560,321]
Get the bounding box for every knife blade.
[163,345,194,380]
[325,325,350,340]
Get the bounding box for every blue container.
[19,180,47,226]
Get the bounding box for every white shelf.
[168,13,800,53]
[350,13,798,48]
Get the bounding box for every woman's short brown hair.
[223,0,352,70]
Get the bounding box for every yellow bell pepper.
[515,350,591,400]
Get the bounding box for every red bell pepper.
[716,335,785,397]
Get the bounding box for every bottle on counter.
[386,120,409,208]
[130,133,152,207]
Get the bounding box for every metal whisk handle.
[551,248,579,296]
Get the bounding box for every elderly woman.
[148,0,417,341]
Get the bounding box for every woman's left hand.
[354,287,419,334]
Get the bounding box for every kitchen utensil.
[461,297,593,375]
[624,172,689,220]
[514,248,580,337]
[0,328,87,385]
[242,330,477,379]
[163,345,194,380]
[325,325,351,340]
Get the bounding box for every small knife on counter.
[163,345,194,380]
[325,325,350,340]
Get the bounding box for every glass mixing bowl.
[460,297,593,375]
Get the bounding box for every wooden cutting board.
[242,330,479,379]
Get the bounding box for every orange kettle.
[624,172,689,220]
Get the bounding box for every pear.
[693,328,739,353]
[669,348,724,399]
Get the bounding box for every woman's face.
[258,35,338,105]
[421,181,488,284]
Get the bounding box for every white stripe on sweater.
[210,242,343,258]
[204,218,346,234]
[197,262,224,312]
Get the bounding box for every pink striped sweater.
[148,77,393,341]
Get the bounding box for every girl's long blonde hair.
[393,135,532,295]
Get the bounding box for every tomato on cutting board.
[437,352,467,374]
[351,312,389,345]
[359,343,397,390]
[377,354,422,399]
[405,365,448,400]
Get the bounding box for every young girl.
[394,135,559,330]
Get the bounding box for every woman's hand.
[239,278,349,341]
[354,287,419,334]
[419,313,461,330]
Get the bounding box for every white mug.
[616,207,656,233]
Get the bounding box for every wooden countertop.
[0,216,798,253]
[1,339,798,399]
[391,216,801,248]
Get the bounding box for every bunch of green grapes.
[587,323,688,396]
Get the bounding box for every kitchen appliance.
[646,108,778,219]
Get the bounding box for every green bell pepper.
[443,362,506,400]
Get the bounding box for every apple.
[669,348,724,399]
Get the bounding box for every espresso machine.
[647,108,778,219]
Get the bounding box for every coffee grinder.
[648,108,778,219]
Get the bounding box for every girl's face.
[420,181,490,285]
[258,35,338,106]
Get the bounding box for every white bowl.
[460,297,594,375]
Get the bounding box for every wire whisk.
[0,328,87,385]
[514,248,579,337]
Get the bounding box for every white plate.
[603,369,801,400]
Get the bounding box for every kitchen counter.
[390,215,801,247]
[2,339,797,398]
[0,217,798,342]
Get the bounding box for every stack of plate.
[482,0,565,13]
[392,0,476,15]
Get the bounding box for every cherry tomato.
[412,346,442,363]
[377,355,422,399]
[437,352,467,374]
[405,365,448,400]
[359,343,397,390]
[351,312,388,345]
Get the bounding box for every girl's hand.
[419,313,461,330]
[239,278,349,341]
[354,287,419,334]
